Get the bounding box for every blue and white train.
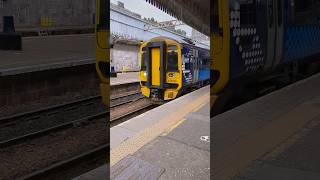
[212,0,320,114]
[140,36,210,101]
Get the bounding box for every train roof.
[148,36,210,51]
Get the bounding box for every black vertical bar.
[98,0,109,30]
[160,42,167,89]
[146,48,152,87]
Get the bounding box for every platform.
[110,72,139,86]
[110,86,210,179]
[0,34,94,76]
[212,73,320,179]
[72,86,209,179]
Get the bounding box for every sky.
[110,0,193,37]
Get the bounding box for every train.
[95,0,109,107]
[211,0,320,115]
[140,36,210,101]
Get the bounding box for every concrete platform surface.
[212,73,320,180]
[236,113,320,180]
[110,86,210,179]
[110,72,140,86]
[0,34,94,76]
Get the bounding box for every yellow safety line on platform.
[110,92,209,167]
[192,100,208,112]
[162,118,186,136]
[213,98,320,180]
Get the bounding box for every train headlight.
[144,72,147,76]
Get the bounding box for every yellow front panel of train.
[151,48,161,86]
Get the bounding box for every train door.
[151,48,161,86]
[265,0,276,69]
[212,0,230,93]
[265,0,283,69]
[273,0,284,67]
[193,49,199,83]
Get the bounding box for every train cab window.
[166,45,179,72]
[240,0,256,26]
[212,0,220,33]
[141,52,147,71]
[98,0,108,29]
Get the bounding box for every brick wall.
[0,0,95,29]
[111,43,140,72]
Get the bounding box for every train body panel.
[213,0,320,84]
[230,0,320,78]
[181,43,210,86]
[140,37,209,101]
[211,0,320,115]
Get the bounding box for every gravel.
[0,118,108,180]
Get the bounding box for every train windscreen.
[141,52,147,71]
[99,0,108,29]
[212,0,220,33]
[166,46,179,72]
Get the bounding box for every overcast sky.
[110,0,193,37]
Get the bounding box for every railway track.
[0,95,103,126]
[15,95,155,179]
[0,89,156,179]
[18,144,109,180]
[0,112,107,147]
[0,91,142,147]
[110,91,143,108]
[110,102,158,127]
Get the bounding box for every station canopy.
[145,0,210,36]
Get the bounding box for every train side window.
[277,0,283,26]
[293,0,314,24]
[200,58,209,69]
[185,62,190,70]
[315,0,320,22]
[184,56,191,70]
[141,52,147,71]
[167,46,179,72]
[240,0,256,26]
[295,0,313,12]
